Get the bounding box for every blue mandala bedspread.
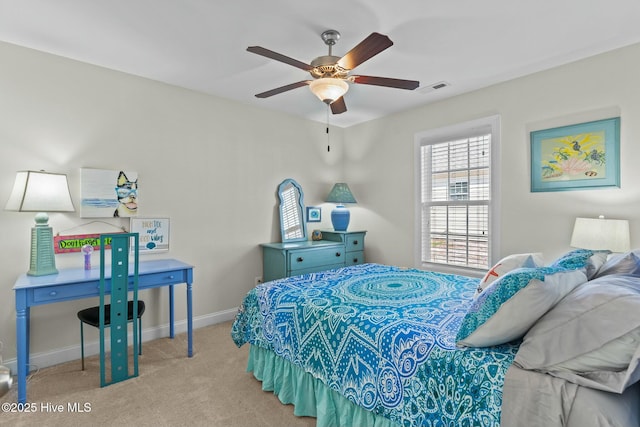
[231,263,519,427]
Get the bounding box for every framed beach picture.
[530,117,620,192]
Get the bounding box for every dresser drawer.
[292,263,345,276]
[345,233,365,252]
[345,250,365,266]
[288,246,345,272]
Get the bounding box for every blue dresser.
[261,230,366,281]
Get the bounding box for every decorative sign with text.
[130,218,170,252]
[54,233,119,254]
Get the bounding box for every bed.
[231,249,640,426]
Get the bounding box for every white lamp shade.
[309,78,349,104]
[570,217,630,253]
[5,171,75,212]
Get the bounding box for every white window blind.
[419,131,492,269]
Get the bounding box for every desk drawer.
[33,281,100,304]
[137,270,187,289]
[289,247,345,272]
[31,270,188,304]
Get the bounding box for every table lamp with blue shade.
[325,183,357,231]
[5,170,75,276]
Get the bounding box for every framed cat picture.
[80,168,139,218]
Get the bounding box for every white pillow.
[553,327,640,372]
[594,250,640,278]
[515,274,640,393]
[477,253,544,294]
[457,267,587,347]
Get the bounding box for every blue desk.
[13,258,194,403]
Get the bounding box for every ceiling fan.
[247,30,420,114]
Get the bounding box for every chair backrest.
[99,232,140,387]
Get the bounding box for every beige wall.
[346,42,640,270]
[0,41,343,367]
[2,40,640,368]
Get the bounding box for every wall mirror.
[277,178,307,243]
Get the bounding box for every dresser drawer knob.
[49,291,57,296]
[353,240,358,245]
[335,252,341,257]
[353,258,359,263]
[168,275,175,279]
[296,257,304,262]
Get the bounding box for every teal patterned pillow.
[456,266,587,347]
[550,249,594,269]
[549,249,609,279]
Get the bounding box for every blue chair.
[77,233,144,386]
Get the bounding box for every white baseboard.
[2,307,238,375]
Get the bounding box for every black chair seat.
[77,300,145,328]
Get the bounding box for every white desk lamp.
[5,170,75,276]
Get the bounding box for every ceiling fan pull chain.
[326,104,330,152]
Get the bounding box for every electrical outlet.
[254,276,263,285]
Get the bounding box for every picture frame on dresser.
[306,206,321,222]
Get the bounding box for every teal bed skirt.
[248,344,399,427]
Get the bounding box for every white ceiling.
[1,0,640,128]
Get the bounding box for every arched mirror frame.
[277,178,307,243]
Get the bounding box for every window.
[415,116,500,272]
[449,181,469,200]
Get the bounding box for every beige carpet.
[0,321,316,427]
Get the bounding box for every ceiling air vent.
[418,81,450,94]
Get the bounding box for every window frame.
[414,115,501,276]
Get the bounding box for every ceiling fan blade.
[337,32,394,70]
[330,96,347,114]
[352,75,420,90]
[255,81,311,98]
[247,46,312,71]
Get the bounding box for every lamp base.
[0,365,12,398]
[27,214,58,276]
[331,205,350,232]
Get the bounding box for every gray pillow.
[594,251,640,278]
[514,274,640,393]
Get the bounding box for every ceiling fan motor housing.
[310,56,348,79]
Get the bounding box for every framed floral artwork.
[530,117,620,192]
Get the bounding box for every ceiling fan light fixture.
[309,78,349,104]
